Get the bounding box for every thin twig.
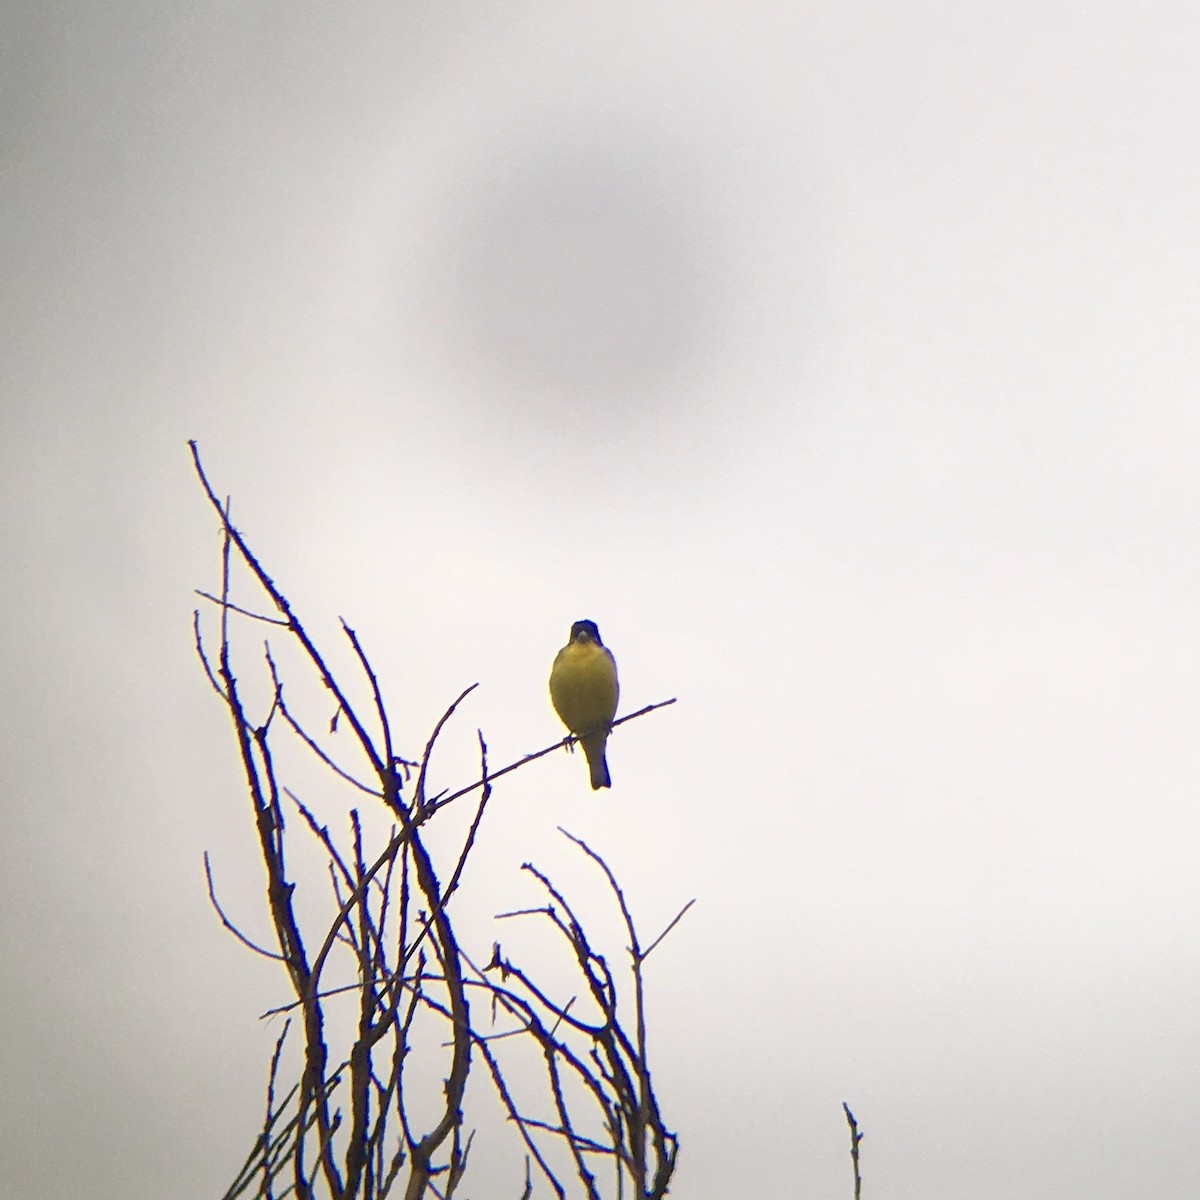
[267,645,380,797]
[423,698,678,818]
[843,1101,864,1200]
[641,898,697,962]
[342,617,396,793]
[204,851,285,961]
[196,588,291,626]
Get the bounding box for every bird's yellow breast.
[549,640,619,737]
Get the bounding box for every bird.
[549,619,620,789]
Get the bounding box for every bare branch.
[843,1102,864,1200]
[423,699,678,819]
[196,588,291,626]
[641,898,697,962]
[192,441,681,1199]
[204,851,286,962]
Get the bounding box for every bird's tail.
[580,731,612,790]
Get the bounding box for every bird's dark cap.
[570,619,602,644]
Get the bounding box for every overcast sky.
[3,3,1198,1198]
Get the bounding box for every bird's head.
[570,619,603,645]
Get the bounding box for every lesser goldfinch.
[549,619,619,790]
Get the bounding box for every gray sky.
[3,3,1198,1197]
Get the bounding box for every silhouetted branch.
[843,1102,863,1200]
[204,850,285,962]
[192,441,681,1199]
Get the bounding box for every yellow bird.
[549,619,620,789]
